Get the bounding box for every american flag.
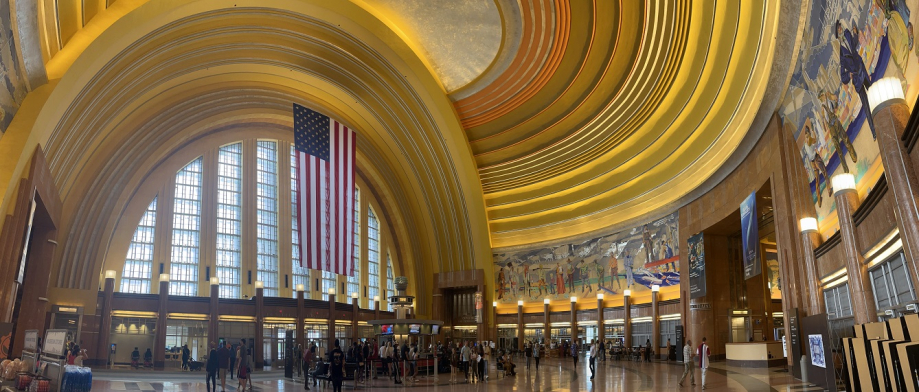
[293,103,356,276]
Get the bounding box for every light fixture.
[570,296,577,303]
[254,281,264,289]
[517,300,524,306]
[159,273,170,282]
[373,295,380,302]
[597,293,604,300]
[210,277,219,285]
[831,173,857,195]
[104,270,116,279]
[296,284,305,292]
[623,290,631,296]
[351,292,358,299]
[651,285,660,292]
[492,301,498,307]
[867,77,905,114]
[328,287,335,295]
[799,217,818,233]
[544,298,551,305]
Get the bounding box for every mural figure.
[818,91,858,173]
[608,254,621,290]
[555,263,566,296]
[0,0,28,136]
[802,119,831,207]
[624,249,635,288]
[838,18,877,139]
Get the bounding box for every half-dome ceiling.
[32,0,784,253]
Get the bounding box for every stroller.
[188,358,204,371]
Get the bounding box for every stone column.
[374,296,380,320]
[517,301,524,351]
[543,299,550,345]
[351,293,359,342]
[833,175,878,324]
[96,271,116,367]
[154,276,169,370]
[597,294,605,347]
[799,218,824,315]
[872,94,919,289]
[570,297,578,346]
[328,289,336,351]
[209,279,219,346]
[296,286,305,350]
[255,284,265,368]
[432,292,444,323]
[652,287,660,359]
[492,301,499,343]
[623,291,632,348]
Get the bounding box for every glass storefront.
[335,323,353,349]
[166,319,208,365]
[263,323,296,365]
[605,323,624,345]
[497,327,516,351]
[523,327,543,344]
[304,322,329,355]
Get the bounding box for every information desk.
[725,341,786,368]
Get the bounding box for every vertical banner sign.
[675,325,684,362]
[688,233,706,299]
[475,292,483,323]
[740,192,761,279]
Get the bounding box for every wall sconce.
[544,298,551,305]
[210,277,219,285]
[651,285,660,292]
[867,77,905,114]
[373,295,380,302]
[570,296,577,303]
[328,287,335,295]
[105,270,116,279]
[159,274,170,282]
[517,300,524,306]
[254,281,264,289]
[492,301,498,307]
[351,292,359,299]
[831,173,856,195]
[799,217,818,233]
[623,290,631,297]
[597,293,604,300]
[296,284,305,292]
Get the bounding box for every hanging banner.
[474,292,483,323]
[740,192,761,279]
[688,233,706,299]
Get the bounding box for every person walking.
[678,339,695,387]
[570,341,579,367]
[525,343,532,369]
[588,340,598,380]
[329,339,345,392]
[533,341,541,370]
[461,342,471,382]
[217,341,230,392]
[698,337,710,390]
[302,342,314,390]
[181,344,190,371]
[237,339,250,392]
[229,344,237,380]
[205,342,218,392]
[645,339,652,362]
[483,342,492,380]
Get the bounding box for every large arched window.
[170,157,203,296]
[255,141,280,297]
[216,143,243,298]
[367,209,380,308]
[347,187,360,297]
[121,198,157,294]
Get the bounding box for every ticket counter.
[725,341,786,367]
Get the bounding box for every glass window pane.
[216,143,243,298]
[170,158,203,296]
[257,141,280,296]
[121,198,157,293]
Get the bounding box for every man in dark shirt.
[217,341,230,391]
[329,339,345,392]
[182,344,190,371]
[229,345,237,380]
[205,342,218,392]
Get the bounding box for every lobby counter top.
[725,341,786,368]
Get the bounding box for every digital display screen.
[409,324,421,334]
[381,325,394,335]
[431,325,440,335]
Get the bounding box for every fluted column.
[154,276,169,370]
[570,297,578,346]
[799,218,824,315]
[517,300,524,351]
[255,283,265,367]
[97,271,116,367]
[296,286,305,350]
[492,301,499,343]
[872,90,919,289]
[209,279,219,346]
[374,296,380,320]
[833,175,877,324]
[597,294,605,347]
[327,289,336,350]
[543,299,550,345]
[623,291,632,348]
[351,293,359,341]
[652,287,660,359]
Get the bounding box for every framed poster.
[740,192,761,279]
[809,334,826,368]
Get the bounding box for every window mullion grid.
[122,198,158,294]
[290,146,309,297]
[256,141,280,297]
[217,144,242,299]
[170,158,203,296]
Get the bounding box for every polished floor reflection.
[90,357,826,391]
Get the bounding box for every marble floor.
[89,358,827,391]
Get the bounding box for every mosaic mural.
[0,0,27,136]
[493,212,679,303]
[780,0,919,235]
